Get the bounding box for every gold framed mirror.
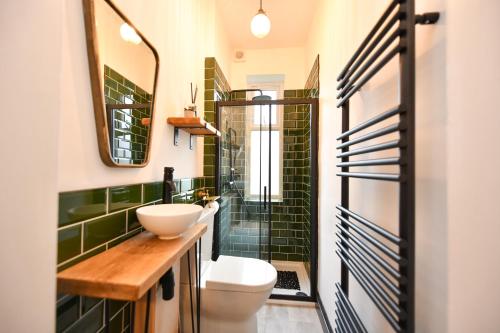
[83,0,159,167]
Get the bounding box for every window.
[245,83,283,201]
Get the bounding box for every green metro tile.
[66,302,103,333]
[143,182,162,203]
[124,304,131,327]
[271,253,288,261]
[82,297,101,315]
[83,212,126,251]
[205,68,215,80]
[288,253,304,261]
[58,188,107,227]
[108,229,142,249]
[205,57,215,68]
[204,101,215,112]
[109,68,124,83]
[56,295,80,333]
[204,144,215,155]
[110,89,123,102]
[284,90,297,98]
[109,299,127,317]
[58,245,106,272]
[204,89,215,101]
[204,79,214,89]
[193,177,205,190]
[127,207,143,231]
[58,225,82,264]
[110,311,123,333]
[105,77,118,91]
[109,185,142,213]
[117,84,131,96]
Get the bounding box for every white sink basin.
[136,204,203,240]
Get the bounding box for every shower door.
[216,98,319,302]
[215,102,274,262]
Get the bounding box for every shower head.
[252,95,272,101]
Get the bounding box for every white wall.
[0,1,62,332]
[1,0,232,331]
[307,0,500,332]
[446,1,500,332]
[58,0,232,192]
[230,47,306,90]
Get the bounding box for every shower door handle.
[263,186,267,211]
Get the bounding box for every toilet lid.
[204,255,277,293]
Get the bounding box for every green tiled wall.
[222,91,311,261]
[104,65,152,165]
[305,55,320,98]
[204,57,232,254]
[56,177,207,333]
[303,55,319,275]
[203,56,319,264]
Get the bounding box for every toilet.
[183,200,277,333]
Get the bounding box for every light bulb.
[251,9,271,38]
[120,23,142,45]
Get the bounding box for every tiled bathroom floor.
[257,304,325,333]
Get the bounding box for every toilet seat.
[202,255,277,293]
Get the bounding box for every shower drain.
[274,270,300,290]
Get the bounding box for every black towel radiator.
[334,1,438,332]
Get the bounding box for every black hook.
[415,12,440,25]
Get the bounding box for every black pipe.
[337,105,401,140]
[162,167,176,204]
[159,268,175,301]
[144,289,151,333]
[187,250,195,333]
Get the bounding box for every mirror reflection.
[90,0,158,166]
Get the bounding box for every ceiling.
[216,0,318,50]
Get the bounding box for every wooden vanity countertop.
[57,224,206,301]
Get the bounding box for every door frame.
[215,98,319,302]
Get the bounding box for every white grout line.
[57,229,141,269]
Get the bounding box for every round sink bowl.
[136,204,203,240]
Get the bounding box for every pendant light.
[250,0,271,38]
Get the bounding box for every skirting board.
[316,292,334,333]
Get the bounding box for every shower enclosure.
[215,95,318,301]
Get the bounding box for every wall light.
[250,0,271,38]
[120,23,142,45]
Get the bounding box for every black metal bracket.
[190,134,195,150]
[173,128,200,149]
[415,12,440,25]
[174,127,180,146]
[159,268,175,301]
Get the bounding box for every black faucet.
[162,167,176,204]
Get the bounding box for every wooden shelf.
[57,224,206,301]
[167,117,221,136]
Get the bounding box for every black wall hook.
[415,12,440,25]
